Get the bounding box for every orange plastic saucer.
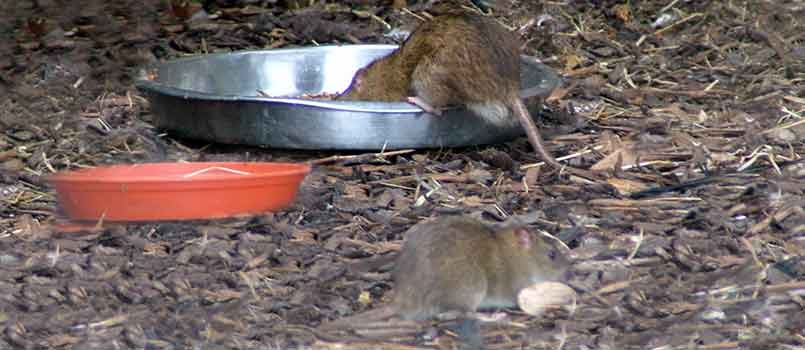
[47,162,310,222]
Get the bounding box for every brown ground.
[1,0,804,349]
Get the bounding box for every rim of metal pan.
[133,45,562,150]
[134,45,560,113]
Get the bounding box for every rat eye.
[547,250,557,261]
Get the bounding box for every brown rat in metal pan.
[338,12,595,177]
[319,216,570,347]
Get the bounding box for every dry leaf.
[143,242,169,256]
[460,195,484,207]
[15,214,46,240]
[613,4,631,22]
[607,178,649,195]
[291,229,317,244]
[524,167,540,187]
[203,289,242,303]
[591,146,639,171]
[1,159,24,172]
[358,291,372,306]
[599,130,622,154]
[561,48,583,71]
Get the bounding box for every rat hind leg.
[408,56,459,116]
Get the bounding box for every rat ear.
[513,227,532,249]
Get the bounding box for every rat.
[338,11,595,177]
[319,216,570,348]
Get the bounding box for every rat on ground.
[320,216,571,348]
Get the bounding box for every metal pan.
[135,45,560,150]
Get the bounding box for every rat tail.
[512,98,602,180]
[347,253,397,274]
[511,98,562,169]
[317,306,398,331]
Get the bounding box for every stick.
[310,149,415,165]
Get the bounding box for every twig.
[645,86,731,98]
[629,157,805,199]
[520,145,604,170]
[627,228,644,261]
[369,172,467,185]
[761,118,805,134]
[400,7,427,22]
[573,257,664,271]
[678,341,740,350]
[654,13,704,36]
[765,280,805,293]
[239,271,260,301]
[183,166,251,178]
[310,149,415,165]
[660,0,681,13]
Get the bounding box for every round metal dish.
[135,45,560,150]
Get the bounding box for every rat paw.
[406,96,443,116]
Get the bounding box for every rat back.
[406,13,523,126]
[339,12,523,124]
[391,216,498,320]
